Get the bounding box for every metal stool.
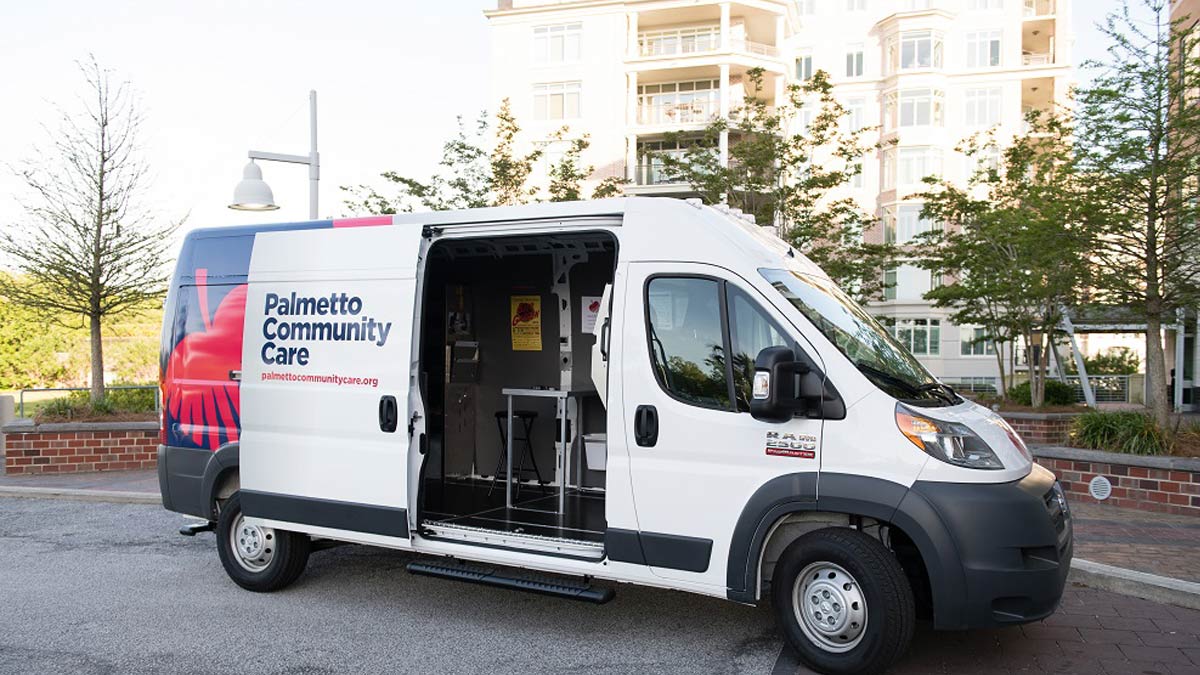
[489,410,547,498]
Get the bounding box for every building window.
[844,97,866,132]
[901,0,932,8]
[845,44,864,77]
[636,137,710,185]
[797,0,816,14]
[964,86,1003,127]
[883,318,941,355]
[533,82,581,120]
[965,146,1002,180]
[885,147,944,189]
[638,25,721,57]
[966,31,1002,68]
[846,0,868,9]
[796,51,814,80]
[534,23,582,64]
[961,327,997,356]
[883,269,897,300]
[884,203,940,243]
[887,88,944,128]
[638,79,720,125]
[967,0,1003,8]
[889,30,943,72]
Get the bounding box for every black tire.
[771,528,915,675]
[216,492,310,592]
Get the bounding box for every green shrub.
[34,385,157,421]
[1071,411,1167,456]
[1006,380,1077,406]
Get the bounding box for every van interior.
[417,231,617,559]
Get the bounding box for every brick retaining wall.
[1034,446,1200,517]
[2,421,158,475]
[999,412,1079,446]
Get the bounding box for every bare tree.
[1,56,179,403]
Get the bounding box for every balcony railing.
[633,164,687,186]
[636,26,778,59]
[730,38,779,58]
[638,99,719,125]
[1022,52,1054,66]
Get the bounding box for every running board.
[422,520,605,560]
[407,559,614,604]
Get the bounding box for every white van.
[157,198,1072,675]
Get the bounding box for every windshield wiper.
[856,362,955,405]
[916,382,959,405]
[854,362,923,397]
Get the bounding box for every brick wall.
[999,412,1079,446]
[2,422,158,475]
[1034,448,1200,517]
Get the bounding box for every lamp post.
[229,90,320,219]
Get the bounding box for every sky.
[0,0,1124,249]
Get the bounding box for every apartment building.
[485,0,1073,390]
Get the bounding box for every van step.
[406,559,615,604]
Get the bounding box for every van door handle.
[634,405,658,447]
[600,318,611,361]
[379,395,398,433]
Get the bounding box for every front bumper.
[900,464,1073,629]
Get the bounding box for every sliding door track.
[422,520,605,560]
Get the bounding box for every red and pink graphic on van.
[164,269,247,450]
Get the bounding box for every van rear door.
[238,223,424,540]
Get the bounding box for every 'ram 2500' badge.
[765,431,818,459]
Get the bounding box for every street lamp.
[229,89,320,219]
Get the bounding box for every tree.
[656,69,895,301]
[545,128,629,202]
[916,111,1095,406]
[341,111,491,213]
[490,99,543,206]
[1076,0,1200,426]
[0,57,178,403]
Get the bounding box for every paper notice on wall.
[581,295,602,333]
[510,295,542,351]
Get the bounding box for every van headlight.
[895,404,1004,470]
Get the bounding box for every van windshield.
[760,268,956,405]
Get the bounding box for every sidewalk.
[0,468,159,494]
[1070,500,1200,584]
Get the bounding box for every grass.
[2,387,157,422]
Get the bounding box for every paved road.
[2,497,1200,675]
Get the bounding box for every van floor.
[422,477,605,544]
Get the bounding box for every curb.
[0,486,160,505]
[1070,558,1200,611]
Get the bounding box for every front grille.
[1043,485,1070,555]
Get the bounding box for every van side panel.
[158,219,375,518]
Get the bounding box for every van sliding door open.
[238,223,424,541]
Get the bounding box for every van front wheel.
[216,492,310,592]
[772,528,914,675]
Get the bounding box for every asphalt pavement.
[3,496,1200,675]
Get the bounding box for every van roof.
[176,197,828,283]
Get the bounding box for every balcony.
[635,25,779,60]
[638,99,719,126]
[1023,0,1055,18]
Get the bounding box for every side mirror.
[750,346,811,423]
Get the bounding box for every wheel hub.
[793,562,867,653]
[230,513,276,573]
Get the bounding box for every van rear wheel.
[772,528,914,675]
[216,492,310,592]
